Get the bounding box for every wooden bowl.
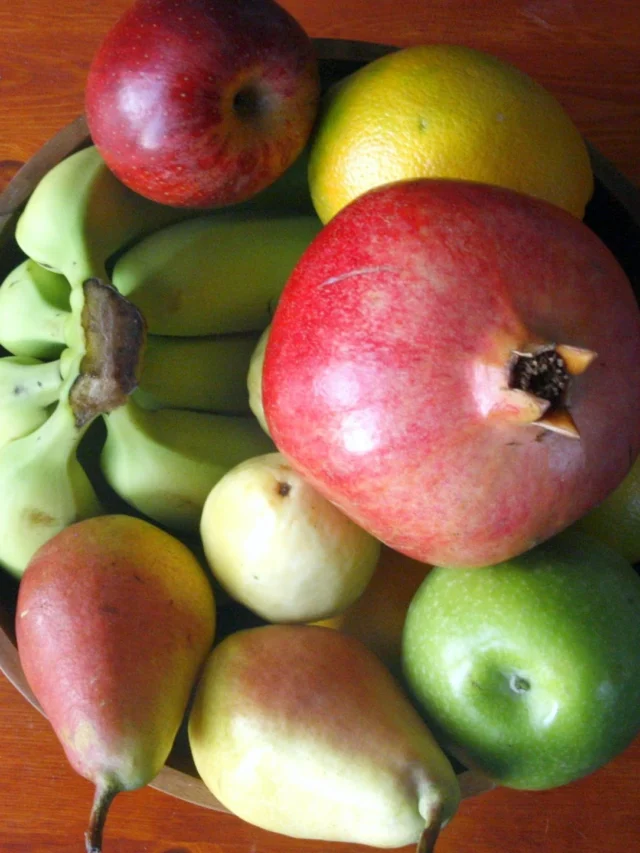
[1,38,640,813]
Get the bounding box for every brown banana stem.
[70,277,146,428]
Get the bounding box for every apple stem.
[85,779,120,853]
[416,805,443,853]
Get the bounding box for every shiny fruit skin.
[85,0,320,208]
[402,530,640,790]
[263,179,640,567]
[200,452,380,623]
[573,451,640,564]
[315,546,431,680]
[308,44,593,223]
[189,624,460,848]
[15,515,215,789]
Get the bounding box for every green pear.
[188,624,460,851]
[246,323,271,434]
[16,515,216,853]
[200,452,381,622]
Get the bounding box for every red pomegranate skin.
[262,179,640,568]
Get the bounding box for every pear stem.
[85,779,120,853]
[416,804,443,853]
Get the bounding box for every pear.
[188,624,460,851]
[246,323,271,435]
[15,514,216,853]
[200,452,381,623]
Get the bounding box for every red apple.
[85,0,320,208]
[262,179,640,568]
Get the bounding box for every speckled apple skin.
[15,515,215,790]
[85,0,320,207]
[263,179,640,568]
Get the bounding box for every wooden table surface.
[1,2,639,852]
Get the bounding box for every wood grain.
[1,0,640,190]
[1,671,639,853]
[1,1,640,852]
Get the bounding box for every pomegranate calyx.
[507,343,597,439]
[536,408,581,438]
[554,344,598,376]
[509,344,570,406]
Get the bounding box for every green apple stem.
[417,804,443,853]
[85,779,120,853]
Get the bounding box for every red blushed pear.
[262,179,640,568]
[15,515,216,853]
[188,624,461,851]
[85,0,320,208]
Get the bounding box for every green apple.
[401,530,640,790]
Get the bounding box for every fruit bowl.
[1,37,640,814]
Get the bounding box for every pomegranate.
[262,179,640,567]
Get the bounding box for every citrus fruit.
[314,546,431,679]
[308,44,594,223]
[573,453,640,565]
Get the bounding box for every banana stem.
[85,779,120,853]
[69,278,146,426]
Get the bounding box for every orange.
[314,545,432,680]
[573,454,640,565]
[308,44,593,223]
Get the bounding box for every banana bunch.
[111,211,322,335]
[13,142,315,290]
[0,355,63,448]
[0,350,104,578]
[101,398,274,532]
[0,143,319,576]
[0,259,70,359]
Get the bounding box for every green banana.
[134,332,260,414]
[13,146,201,290]
[0,277,149,579]
[55,312,263,414]
[14,144,315,292]
[100,398,275,533]
[0,355,63,448]
[0,259,70,358]
[111,212,322,335]
[0,354,104,579]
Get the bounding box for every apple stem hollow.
[85,779,120,853]
[232,84,267,123]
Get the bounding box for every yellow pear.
[188,624,460,851]
[200,452,381,622]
